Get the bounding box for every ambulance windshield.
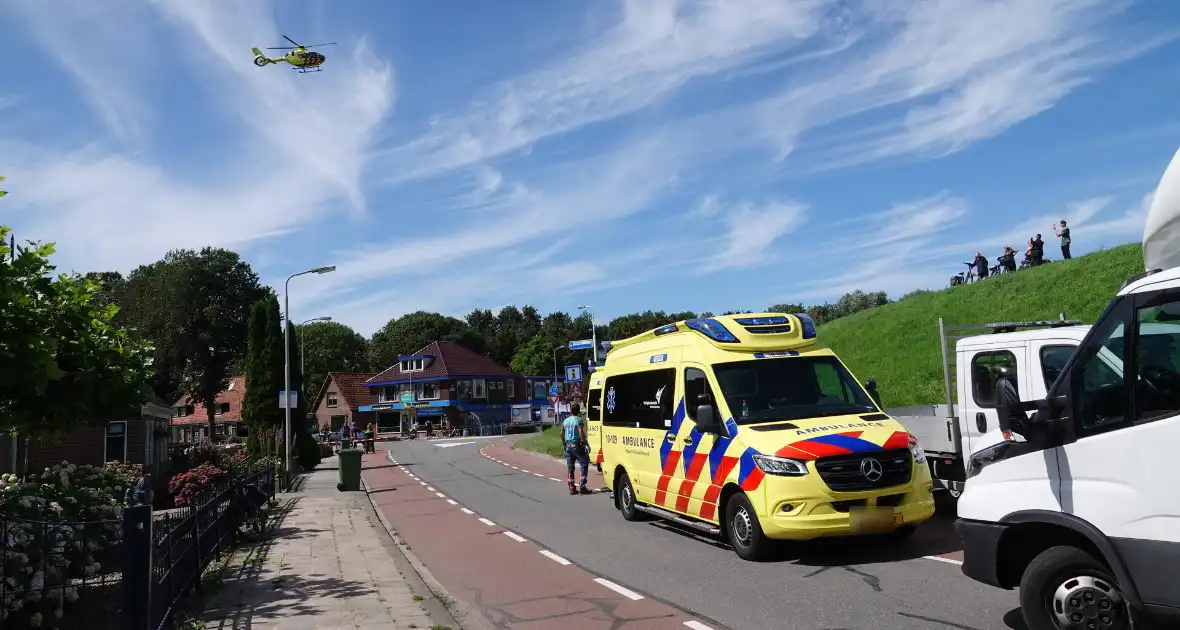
[712,356,878,423]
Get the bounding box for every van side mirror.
[694,405,722,434]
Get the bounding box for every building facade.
[359,341,563,433]
[310,372,377,432]
[171,376,246,443]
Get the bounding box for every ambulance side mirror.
[694,404,722,434]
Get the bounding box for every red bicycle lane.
[360,451,721,630]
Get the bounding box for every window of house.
[215,402,230,415]
[506,380,515,398]
[401,358,425,372]
[603,369,675,430]
[105,421,127,463]
[457,380,473,399]
[473,379,487,399]
[970,351,1019,408]
[327,392,338,407]
[418,382,440,400]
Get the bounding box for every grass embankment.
[823,244,1143,407]
[513,243,1144,460]
[514,425,564,458]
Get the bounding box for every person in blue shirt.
[562,403,591,495]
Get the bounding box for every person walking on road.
[563,402,592,496]
[1053,219,1072,260]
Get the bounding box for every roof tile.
[367,341,515,385]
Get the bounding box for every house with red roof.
[171,375,246,443]
[360,341,564,433]
[310,372,377,432]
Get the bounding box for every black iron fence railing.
[0,470,275,630]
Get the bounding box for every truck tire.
[725,492,773,561]
[1018,545,1129,630]
[615,473,644,522]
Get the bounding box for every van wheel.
[891,525,916,539]
[1019,546,1129,630]
[725,493,772,561]
[616,473,643,522]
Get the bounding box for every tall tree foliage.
[368,311,486,370]
[0,228,153,441]
[242,296,284,454]
[297,320,369,397]
[121,248,268,437]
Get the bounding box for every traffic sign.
[567,382,584,399]
[568,339,594,351]
[565,364,583,383]
[278,391,298,409]
[549,394,561,406]
[548,384,561,397]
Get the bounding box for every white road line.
[684,621,715,630]
[503,531,528,543]
[547,477,562,482]
[924,555,964,566]
[593,578,644,600]
[478,517,496,526]
[435,492,446,498]
[419,481,426,486]
[426,486,435,492]
[532,473,544,477]
[521,469,530,473]
[511,466,520,470]
[539,550,572,565]
[446,499,458,505]
[461,508,474,515]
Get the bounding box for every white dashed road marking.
[435,492,446,498]
[684,622,715,630]
[539,550,572,565]
[446,499,458,505]
[924,555,964,566]
[548,477,562,482]
[460,508,474,515]
[478,517,496,526]
[503,531,528,543]
[594,578,644,600]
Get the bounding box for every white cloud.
[1,0,394,274]
[705,198,808,271]
[375,0,838,183]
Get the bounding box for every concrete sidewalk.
[200,456,455,630]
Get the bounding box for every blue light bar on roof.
[684,318,740,343]
[734,316,789,326]
[794,313,817,339]
[654,323,678,336]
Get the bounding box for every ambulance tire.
[616,473,645,522]
[725,493,772,561]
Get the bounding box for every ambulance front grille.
[814,449,912,492]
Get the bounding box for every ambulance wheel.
[725,493,772,561]
[1019,546,1129,630]
[616,473,643,522]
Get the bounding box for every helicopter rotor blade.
[266,46,296,50]
[303,42,337,48]
[282,35,302,47]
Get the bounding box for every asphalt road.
[377,436,1025,630]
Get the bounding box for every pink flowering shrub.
[167,463,228,507]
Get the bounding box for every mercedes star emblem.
[860,457,884,482]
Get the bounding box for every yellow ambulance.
[585,313,935,560]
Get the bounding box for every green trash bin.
[337,448,363,492]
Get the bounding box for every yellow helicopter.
[252,36,336,73]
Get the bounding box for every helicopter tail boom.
[251,48,276,64]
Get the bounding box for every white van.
[953,147,1180,629]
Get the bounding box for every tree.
[83,271,127,311]
[242,295,284,454]
[121,248,269,437]
[0,228,153,442]
[298,320,369,397]
[510,334,563,377]
[368,311,486,370]
[767,303,805,314]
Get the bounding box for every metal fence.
[0,470,275,630]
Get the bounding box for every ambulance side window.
[684,368,717,423]
[604,369,675,431]
[588,388,602,422]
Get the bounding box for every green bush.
[295,431,322,471]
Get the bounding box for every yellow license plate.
[850,507,896,534]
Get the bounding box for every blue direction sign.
[568,339,593,351]
[548,384,561,397]
[565,364,583,383]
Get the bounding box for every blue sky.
[2,0,1179,336]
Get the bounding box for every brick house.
[171,376,246,443]
[1,401,174,479]
[359,341,563,433]
[310,372,377,432]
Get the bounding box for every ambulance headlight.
[908,435,927,464]
[752,454,808,476]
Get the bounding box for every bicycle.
[233,481,271,542]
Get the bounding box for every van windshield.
[712,356,878,423]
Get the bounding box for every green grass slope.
[820,244,1144,408]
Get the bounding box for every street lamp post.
[299,316,333,399]
[284,266,336,489]
[577,305,598,365]
[552,344,564,381]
